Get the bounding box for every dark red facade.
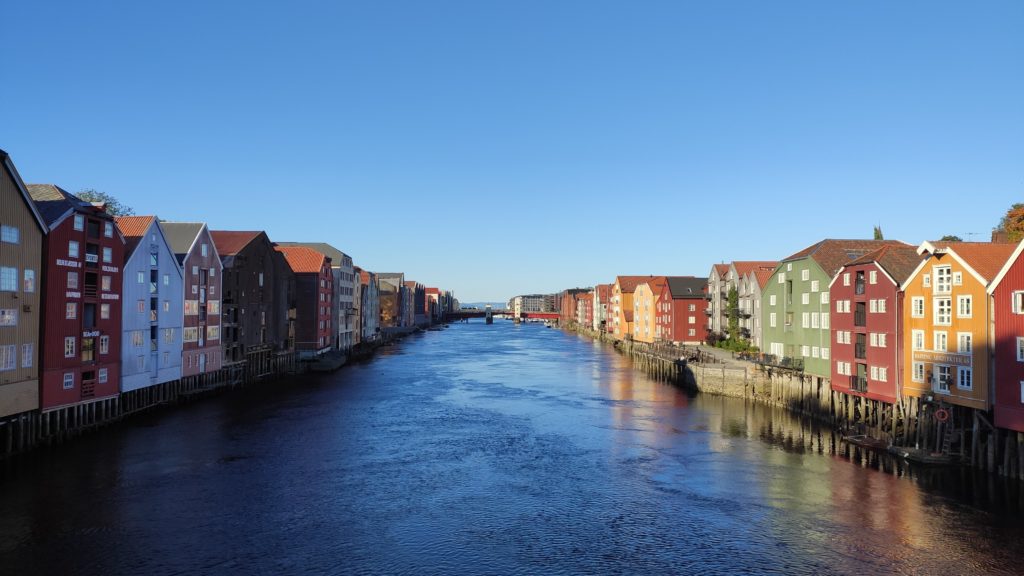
[829,262,900,404]
[656,282,707,343]
[992,243,1024,432]
[39,204,124,410]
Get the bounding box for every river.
[1,321,1022,575]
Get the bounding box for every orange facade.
[901,243,1013,410]
[632,278,666,343]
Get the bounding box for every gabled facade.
[731,262,778,346]
[275,245,333,358]
[592,284,611,332]
[989,240,1024,432]
[115,216,184,392]
[0,151,47,418]
[611,276,651,340]
[829,245,921,404]
[211,231,295,368]
[743,267,776,350]
[706,264,730,336]
[656,277,707,344]
[632,277,666,343]
[276,243,355,352]
[162,222,223,377]
[902,241,1016,411]
[358,269,380,341]
[761,239,907,378]
[378,273,404,328]
[28,184,124,410]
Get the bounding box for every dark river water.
[1,321,1023,575]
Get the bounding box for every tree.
[76,189,135,216]
[726,287,740,340]
[873,226,884,240]
[939,235,963,242]
[995,203,1024,242]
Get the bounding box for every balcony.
[854,311,866,327]
[855,343,866,359]
[850,375,868,392]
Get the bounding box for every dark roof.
[844,245,923,285]
[1,151,48,233]
[784,239,911,277]
[275,242,349,268]
[160,222,206,263]
[665,276,708,298]
[26,184,94,226]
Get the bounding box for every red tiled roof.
[713,264,729,277]
[732,261,778,276]
[210,230,263,256]
[359,270,371,285]
[274,245,328,274]
[784,239,912,277]
[115,215,155,256]
[616,275,656,293]
[640,276,668,295]
[931,241,1018,283]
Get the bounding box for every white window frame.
[912,362,925,383]
[958,367,973,390]
[934,331,948,352]
[912,330,924,351]
[934,297,951,326]
[64,337,76,358]
[911,297,924,318]
[69,240,79,258]
[957,295,972,318]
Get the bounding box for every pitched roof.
[359,270,371,285]
[732,261,778,276]
[275,242,349,268]
[784,239,911,277]
[712,263,729,277]
[115,215,156,256]
[160,222,206,262]
[274,245,329,274]
[665,276,708,298]
[930,241,1018,283]
[1,150,48,233]
[26,184,94,226]
[616,275,655,293]
[845,244,923,285]
[638,276,668,294]
[753,267,775,288]
[210,230,263,257]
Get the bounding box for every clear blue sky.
[3,1,1021,302]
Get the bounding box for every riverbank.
[565,323,1024,481]
[0,325,428,461]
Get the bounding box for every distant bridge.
[447,310,560,321]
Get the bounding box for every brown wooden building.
[0,150,47,419]
[211,231,295,372]
[274,245,333,358]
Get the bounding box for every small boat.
[842,434,889,451]
[887,445,957,466]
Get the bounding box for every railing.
[81,380,96,398]
[755,354,804,371]
[850,375,868,392]
[84,284,98,298]
[855,343,866,359]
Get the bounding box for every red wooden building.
[828,245,920,405]
[27,185,124,410]
[275,245,333,358]
[656,277,708,344]
[989,240,1024,432]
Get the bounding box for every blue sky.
[3,1,1021,302]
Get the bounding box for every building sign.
[101,293,120,300]
[83,330,100,337]
[912,350,972,367]
[102,265,119,273]
[56,259,81,268]
[66,291,81,299]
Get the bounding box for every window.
[66,271,78,290]
[870,333,878,347]
[688,304,695,312]
[688,316,695,324]
[137,300,145,313]
[73,214,84,231]
[934,331,947,352]
[811,346,819,358]
[21,343,33,368]
[0,267,16,291]
[99,275,110,291]
[207,326,220,340]
[801,293,809,305]
[923,273,931,288]
[843,273,850,286]
[99,335,109,355]
[208,300,220,314]
[957,295,972,318]
[778,273,785,284]
[801,269,809,281]
[878,333,887,348]
[820,292,829,304]
[183,327,199,342]
[821,313,829,329]
[878,367,887,382]
[870,299,878,313]
[934,298,951,325]
[0,225,19,244]
[959,333,972,354]
[801,312,809,328]
[102,247,112,263]
[912,330,924,351]
[163,300,170,312]
[1014,291,1024,314]
[869,271,877,285]
[0,309,15,326]
[210,267,215,278]
[769,313,776,328]
[913,362,925,382]
[688,329,696,337]
[133,331,144,347]
[23,269,35,293]
[164,328,174,343]
[63,373,75,389]
[836,301,843,313]
[64,337,76,358]
[163,351,169,366]
[870,366,878,380]
[769,295,776,306]
[100,303,110,320]
[821,347,829,360]
[69,240,79,258]
[811,313,819,328]
[911,297,924,318]
[0,345,14,371]
[192,265,199,275]
[801,345,810,357]
[104,222,113,238]
[878,299,886,313]
[953,272,962,286]
[958,367,972,390]
[98,368,108,383]
[66,302,77,319]
[192,285,198,295]
[201,243,208,257]
[936,365,952,391]
[810,280,819,292]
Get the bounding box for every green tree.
[726,287,739,339]
[939,235,963,241]
[77,189,135,216]
[873,226,884,240]
[995,203,1024,242]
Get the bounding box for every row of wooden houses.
[556,236,1024,448]
[0,148,456,442]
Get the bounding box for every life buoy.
[934,408,950,423]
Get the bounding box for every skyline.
[3,1,1022,301]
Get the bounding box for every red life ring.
[934,408,950,423]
